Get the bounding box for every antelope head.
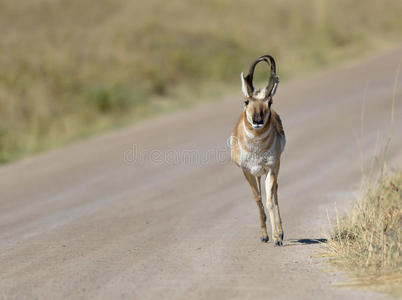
[241,55,280,129]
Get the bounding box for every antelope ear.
[270,75,280,97]
[240,72,252,98]
[265,74,280,98]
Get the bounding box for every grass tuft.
[325,172,402,295]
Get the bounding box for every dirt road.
[1,47,401,300]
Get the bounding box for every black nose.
[253,113,264,125]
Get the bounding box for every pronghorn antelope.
[230,55,285,245]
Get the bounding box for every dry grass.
[1,0,402,163]
[325,172,402,296]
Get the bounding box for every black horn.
[244,54,279,97]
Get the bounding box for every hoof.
[279,233,284,240]
[274,240,283,246]
[261,236,269,243]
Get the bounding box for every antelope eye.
[244,99,249,106]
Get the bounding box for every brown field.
[1,0,402,163]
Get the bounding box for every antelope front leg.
[242,169,269,243]
[274,182,284,243]
[265,171,282,246]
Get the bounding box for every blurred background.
[0,0,401,164]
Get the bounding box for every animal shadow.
[286,238,327,246]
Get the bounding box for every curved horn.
[244,54,279,97]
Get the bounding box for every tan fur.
[230,95,285,245]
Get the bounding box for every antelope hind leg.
[242,169,268,242]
